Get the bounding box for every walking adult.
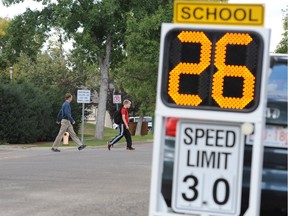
[51,93,86,152]
[107,99,135,150]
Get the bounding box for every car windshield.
[144,117,152,122]
[132,117,152,122]
[267,63,288,99]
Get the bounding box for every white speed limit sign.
[172,120,245,215]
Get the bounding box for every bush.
[0,83,46,143]
[0,82,81,144]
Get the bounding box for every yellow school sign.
[174,1,264,26]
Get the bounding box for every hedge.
[0,82,81,144]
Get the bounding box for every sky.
[0,0,286,52]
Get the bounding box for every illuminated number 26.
[165,30,262,111]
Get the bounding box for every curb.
[0,140,153,150]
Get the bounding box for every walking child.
[107,99,135,150]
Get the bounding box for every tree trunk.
[95,36,112,140]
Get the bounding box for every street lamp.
[9,67,13,80]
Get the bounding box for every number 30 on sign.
[161,28,264,112]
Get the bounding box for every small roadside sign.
[113,95,122,104]
[77,90,91,104]
[174,1,264,26]
[77,89,91,144]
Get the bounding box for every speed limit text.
[183,127,236,170]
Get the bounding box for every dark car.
[161,54,287,216]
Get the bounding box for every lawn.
[34,122,154,147]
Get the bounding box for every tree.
[0,18,9,37]
[2,0,132,140]
[113,0,173,135]
[0,17,11,70]
[275,6,288,54]
[5,9,49,64]
[57,0,127,140]
[118,0,229,136]
[60,0,131,140]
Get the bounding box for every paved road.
[0,142,152,216]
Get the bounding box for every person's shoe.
[51,148,61,152]
[126,147,135,150]
[78,145,87,151]
[107,141,112,151]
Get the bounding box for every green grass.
[33,122,154,147]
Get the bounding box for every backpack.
[113,110,123,124]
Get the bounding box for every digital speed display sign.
[161,28,264,112]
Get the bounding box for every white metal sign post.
[77,89,91,143]
[149,3,270,216]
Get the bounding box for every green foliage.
[0,82,51,143]
[114,1,173,115]
[0,17,10,36]
[0,80,81,144]
[0,17,11,70]
[5,10,49,64]
[275,6,288,54]
[47,0,131,64]
[12,49,95,92]
[1,0,175,139]
[0,23,85,144]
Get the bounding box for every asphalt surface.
[0,142,152,216]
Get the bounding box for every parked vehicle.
[113,116,153,130]
[129,116,153,130]
[161,54,287,215]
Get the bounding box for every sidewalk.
[0,140,152,151]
